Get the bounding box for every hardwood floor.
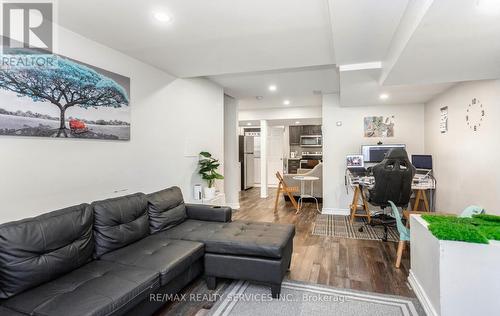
[158,187,415,315]
[234,188,415,298]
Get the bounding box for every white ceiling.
[329,0,409,65]
[238,95,322,110]
[382,0,500,85]
[57,0,500,110]
[58,0,335,78]
[209,65,339,108]
[340,69,454,107]
[239,118,322,127]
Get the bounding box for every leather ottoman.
[159,219,295,297]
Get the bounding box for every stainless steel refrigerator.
[239,135,255,190]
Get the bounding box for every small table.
[293,176,320,213]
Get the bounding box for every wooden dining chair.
[274,172,300,212]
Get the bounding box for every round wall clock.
[466,98,485,132]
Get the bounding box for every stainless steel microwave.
[300,135,322,147]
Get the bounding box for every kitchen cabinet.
[302,125,322,135]
[289,125,322,145]
[312,125,322,135]
[288,159,300,174]
[289,126,302,145]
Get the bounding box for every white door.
[267,127,285,186]
[254,158,261,184]
[245,153,254,189]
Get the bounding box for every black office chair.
[359,148,416,241]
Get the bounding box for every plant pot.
[204,187,216,200]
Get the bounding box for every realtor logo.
[1,1,53,53]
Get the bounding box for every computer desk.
[346,170,436,223]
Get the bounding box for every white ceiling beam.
[339,62,382,72]
[379,0,435,85]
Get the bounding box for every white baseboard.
[408,269,438,316]
[321,207,350,215]
[253,184,278,188]
[225,202,240,210]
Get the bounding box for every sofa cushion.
[159,220,295,259]
[146,187,187,233]
[100,234,204,285]
[92,193,149,258]
[1,260,159,316]
[0,306,25,316]
[0,204,93,299]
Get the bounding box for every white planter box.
[408,215,500,316]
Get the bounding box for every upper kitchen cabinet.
[289,125,302,145]
[302,125,322,135]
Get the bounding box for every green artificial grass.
[473,214,500,224]
[477,226,500,241]
[427,222,489,244]
[421,214,500,244]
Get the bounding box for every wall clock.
[466,98,485,132]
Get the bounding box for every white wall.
[223,95,240,209]
[425,80,500,215]
[0,27,224,223]
[322,94,425,213]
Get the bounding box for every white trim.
[253,184,278,188]
[408,269,437,316]
[321,207,350,215]
[225,202,240,210]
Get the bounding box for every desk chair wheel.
[358,226,364,233]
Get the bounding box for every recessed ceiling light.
[476,0,500,15]
[247,122,252,126]
[153,11,171,22]
[379,93,389,100]
[268,85,277,92]
[283,100,290,105]
[256,96,263,100]
[295,121,300,124]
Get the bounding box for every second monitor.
[361,144,406,163]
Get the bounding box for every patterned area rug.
[312,214,399,242]
[208,280,424,316]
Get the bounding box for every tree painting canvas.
[0,55,130,140]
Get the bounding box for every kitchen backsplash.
[290,145,323,158]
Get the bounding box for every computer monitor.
[361,144,406,163]
[346,155,364,168]
[412,155,433,170]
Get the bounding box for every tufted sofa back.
[92,193,149,258]
[147,186,187,234]
[0,204,93,299]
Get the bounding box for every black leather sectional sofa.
[0,187,295,316]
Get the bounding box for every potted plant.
[198,151,224,199]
